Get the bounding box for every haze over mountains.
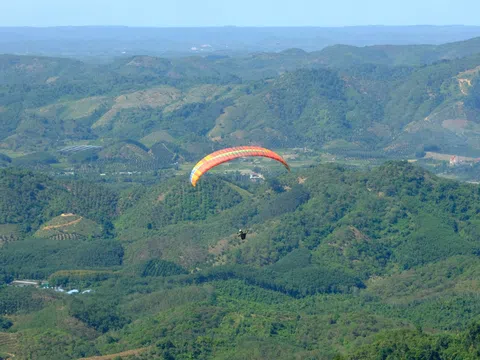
[2,25,480,60]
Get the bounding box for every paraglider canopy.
[189,146,290,187]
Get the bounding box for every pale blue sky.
[1,0,478,27]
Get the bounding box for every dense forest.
[1,162,480,359]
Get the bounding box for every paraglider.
[189,146,290,187]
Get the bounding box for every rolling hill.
[2,162,480,358]
[2,37,480,169]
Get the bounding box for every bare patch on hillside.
[0,332,19,359]
[208,235,250,266]
[297,177,307,184]
[458,78,472,95]
[383,142,409,152]
[457,66,480,95]
[163,85,231,113]
[41,216,83,231]
[458,66,480,77]
[45,76,59,84]
[424,151,477,162]
[209,239,230,256]
[34,96,108,120]
[78,347,150,360]
[402,101,475,136]
[442,119,469,130]
[350,226,369,241]
[423,102,466,123]
[208,105,236,141]
[92,87,181,128]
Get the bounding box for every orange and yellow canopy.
[190,146,290,186]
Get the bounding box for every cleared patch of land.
[208,104,237,141]
[424,151,478,162]
[441,119,469,130]
[77,347,150,360]
[140,130,176,147]
[457,66,480,95]
[41,215,83,231]
[34,96,108,120]
[163,85,232,113]
[34,214,102,240]
[92,87,181,128]
[0,332,18,359]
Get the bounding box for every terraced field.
[0,332,18,359]
[0,224,20,245]
[34,214,102,240]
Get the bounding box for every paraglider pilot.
[238,229,248,240]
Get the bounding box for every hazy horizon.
[2,0,479,27]
[1,25,479,28]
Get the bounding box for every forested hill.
[2,162,480,358]
[315,36,480,67]
[1,36,480,168]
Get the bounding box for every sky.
[1,0,479,27]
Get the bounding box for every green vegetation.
[0,238,123,279]
[344,324,480,359]
[33,214,103,240]
[0,168,117,233]
[2,36,480,177]
[4,35,480,358]
[137,259,188,277]
[0,161,480,358]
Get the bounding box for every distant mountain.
[1,36,480,173]
[3,52,480,161]
[315,36,480,67]
[2,25,480,60]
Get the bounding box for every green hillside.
[315,36,480,68]
[33,213,103,240]
[1,163,480,358]
[2,39,480,170]
[0,168,117,234]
